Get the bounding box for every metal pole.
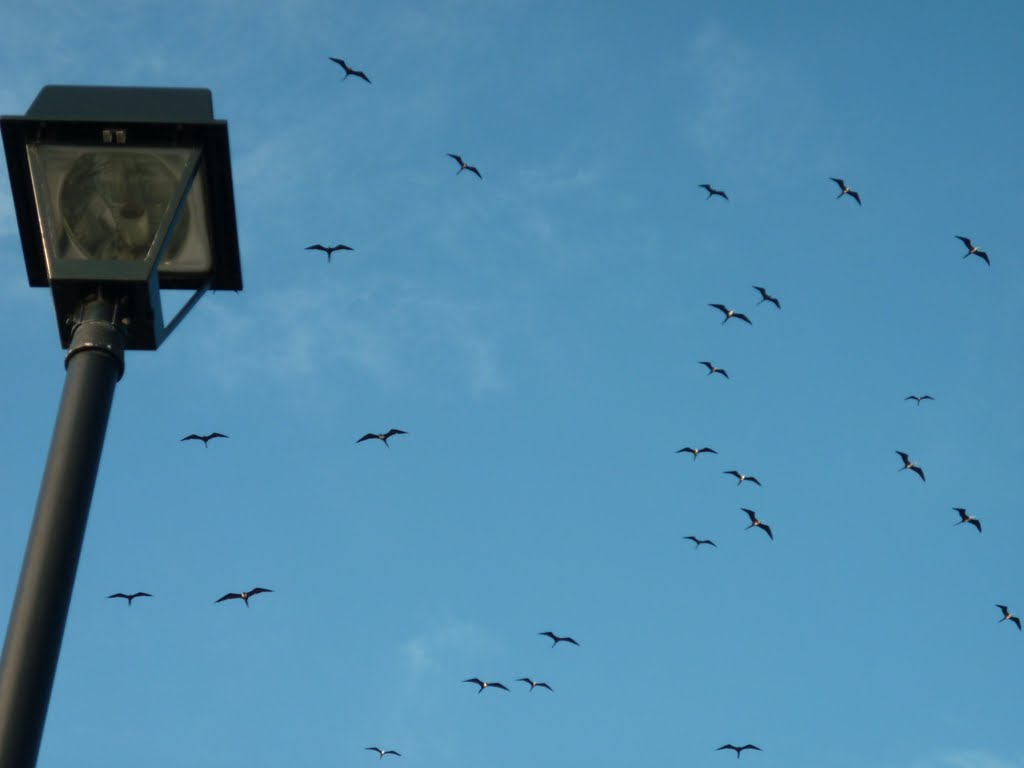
[0,297,124,768]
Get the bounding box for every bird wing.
[849,190,862,205]
[896,451,910,463]
[133,592,153,598]
[467,166,483,179]
[976,251,990,265]
[328,57,346,67]
[563,637,580,646]
[910,465,926,481]
[954,508,967,519]
[699,361,714,370]
[463,678,484,687]
[726,471,741,479]
[761,524,774,540]
[956,236,972,248]
[683,536,699,543]
[516,677,532,684]
[333,245,354,251]
[742,508,757,523]
[306,244,328,252]
[383,429,407,439]
[720,191,729,200]
[741,745,762,752]
[447,153,464,165]
[355,71,371,83]
[734,313,752,324]
[366,748,383,754]
[216,593,242,603]
[768,297,780,308]
[536,682,553,690]
[706,540,718,547]
[920,396,934,401]
[701,447,718,454]
[247,587,273,596]
[539,631,557,640]
[753,286,767,297]
[970,519,982,533]
[997,604,1009,615]
[747,476,762,486]
[356,433,378,443]
[490,682,510,691]
[717,369,729,378]
[829,177,845,189]
[904,396,918,402]
[677,447,696,454]
[709,303,729,315]
[1013,617,1022,631]
[384,751,401,757]
[107,593,129,600]
[717,745,739,752]
[209,433,228,439]
[180,434,202,442]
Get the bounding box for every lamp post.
[0,85,242,767]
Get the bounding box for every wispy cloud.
[938,751,1024,768]
[401,619,489,678]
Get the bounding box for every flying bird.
[180,432,228,447]
[709,304,752,325]
[717,745,762,759]
[215,587,273,607]
[904,395,934,406]
[699,361,729,379]
[683,536,717,549]
[365,747,402,759]
[677,446,718,461]
[752,286,780,309]
[447,153,482,179]
[329,57,371,83]
[724,470,761,487]
[107,592,151,606]
[516,677,553,692]
[357,428,407,447]
[956,236,989,265]
[829,177,861,205]
[953,508,982,533]
[997,605,1021,631]
[305,243,353,262]
[896,451,925,481]
[462,678,510,693]
[699,184,729,201]
[742,508,773,540]
[539,631,579,647]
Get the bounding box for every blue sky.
[1,1,1022,766]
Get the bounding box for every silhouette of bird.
[997,605,1021,631]
[742,508,773,540]
[180,432,228,447]
[107,592,151,606]
[904,395,934,406]
[215,587,272,607]
[699,184,729,201]
[683,536,717,549]
[462,678,509,693]
[329,57,371,83]
[516,677,553,692]
[447,154,482,179]
[724,470,761,487]
[752,286,780,309]
[954,508,982,533]
[699,361,729,379]
[830,177,861,205]
[305,243,353,262]
[365,747,401,759]
[709,304,752,325]
[357,428,407,447]
[717,745,762,759]
[539,631,579,647]
[677,446,718,461]
[896,451,925,481]
[956,236,989,265]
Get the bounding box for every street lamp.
[0,85,241,767]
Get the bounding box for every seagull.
[677,446,718,461]
[904,395,934,406]
[215,587,273,607]
[709,304,752,325]
[724,470,761,487]
[829,177,861,205]
[462,678,510,693]
[752,286,780,309]
[997,605,1021,631]
[107,592,151,606]
[180,432,228,447]
[305,243,353,262]
[699,184,729,201]
[516,677,553,692]
[956,236,989,265]
[539,631,579,647]
[683,536,717,549]
[717,745,762,759]
[329,57,371,83]
[953,508,982,533]
[896,450,925,481]
[447,153,482,179]
[742,508,773,540]
[699,361,729,379]
[357,429,407,447]
[365,747,402,759]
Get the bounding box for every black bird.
[956,236,989,265]
[516,677,553,692]
[539,631,579,647]
[997,604,1021,631]
[683,536,717,549]
[699,361,729,379]
[829,177,861,205]
[462,678,509,693]
[896,450,925,481]
[742,508,773,540]
[709,304,752,325]
[677,446,718,461]
[329,57,371,83]
[305,243,353,262]
[724,470,761,487]
[905,395,934,406]
[699,184,729,201]
[717,745,762,759]
[954,508,982,533]
[357,428,407,447]
[447,153,482,179]
[107,592,151,606]
[215,587,273,607]
[752,286,780,309]
[365,747,402,759]
[181,432,228,447]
